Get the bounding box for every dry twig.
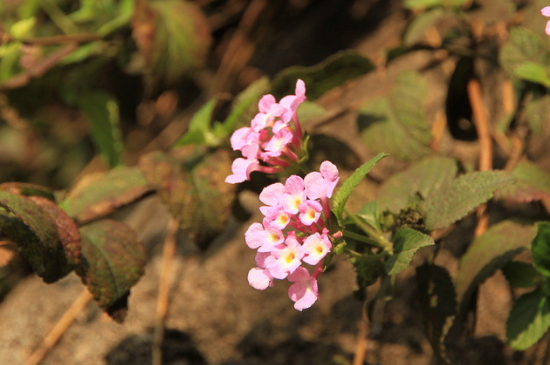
[467,78,492,237]
[152,217,180,365]
[24,289,93,365]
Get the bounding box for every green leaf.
[77,220,146,323]
[174,99,219,147]
[525,92,550,135]
[496,160,550,202]
[404,0,441,9]
[332,152,388,220]
[97,0,134,36]
[385,228,434,276]
[132,0,211,86]
[424,171,516,231]
[378,156,458,213]
[416,264,456,363]
[77,91,124,168]
[455,221,537,314]
[357,201,382,232]
[272,50,375,100]
[514,62,550,87]
[532,222,550,277]
[0,191,71,283]
[502,261,541,288]
[358,71,432,161]
[507,288,550,350]
[499,27,550,83]
[403,8,446,46]
[139,147,236,248]
[352,254,385,290]
[60,166,151,224]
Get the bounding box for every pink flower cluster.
[543,7,550,37]
[225,80,307,184]
[246,161,339,310]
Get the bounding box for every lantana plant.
[226,79,439,311]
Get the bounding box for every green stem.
[343,229,385,249]
[345,248,387,260]
[40,0,79,35]
[345,207,393,252]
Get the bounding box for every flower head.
[226,79,307,183]
[243,161,339,310]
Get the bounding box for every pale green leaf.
[499,27,550,82]
[358,71,432,161]
[497,160,550,202]
[385,228,434,275]
[525,92,550,135]
[514,62,550,87]
[378,156,458,213]
[332,152,388,220]
[455,221,537,314]
[424,171,515,231]
[403,8,446,46]
[174,99,219,147]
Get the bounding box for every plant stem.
[345,248,387,260]
[344,207,393,252]
[343,229,385,249]
[40,0,79,35]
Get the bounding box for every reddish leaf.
[0,182,55,200]
[139,147,236,248]
[77,220,147,323]
[28,196,81,265]
[132,0,211,85]
[0,191,71,283]
[61,166,151,224]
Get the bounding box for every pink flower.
[244,220,284,252]
[263,129,294,158]
[298,200,322,226]
[266,233,304,279]
[304,161,340,200]
[288,267,319,311]
[261,205,291,229]
[302,230,332,265]
[280,175,306,215]
[248,252,274,290]
[226,79,307,184]
[243,161,337,310]
[543,7,550,37]
[225,158,260,184]
[259,182,285,206]
[248,267,273,290]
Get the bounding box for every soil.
[1,0,549,364]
